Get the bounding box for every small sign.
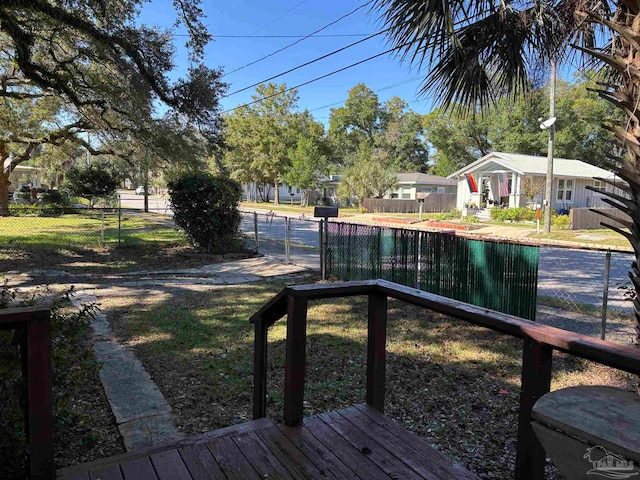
[314,206,339,218]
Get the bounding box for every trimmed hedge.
[168,173,243,252]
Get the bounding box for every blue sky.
[139,0,437,123]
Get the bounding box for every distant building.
[388,173,457,199]
[448,152,623,211]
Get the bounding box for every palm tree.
[373,0,640,344]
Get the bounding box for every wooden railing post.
[252,316,268,420]
[21,309,54,480]
[367,292,388,413]
[515,338,552,480]
[283,294,308,426]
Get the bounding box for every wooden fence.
[569,207,630,230]
[363,193,457,213]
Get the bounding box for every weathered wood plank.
[276,424,361,480]
[252,316,268,420]
[532,386,640,463]
[515,339,552,480]
[316,411,424,480]
[22,309,54,480]
[88,464,123,480]
[350,405,480,479]
[256,425,332,480]
[149,449,193,480]
[207,435,261,480]
[179,443,226,480]
[57,419,274,477]
[283,294,308,426]
[231,431,295,480]
[120,457,158,480]
[303,416,390,480]
[367,293,387,412]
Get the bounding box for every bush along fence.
[325,222,540,320]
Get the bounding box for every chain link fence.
[536,246,636,344]
[240,210,320,270]
[239,212,637,343]
[0,206,181,249]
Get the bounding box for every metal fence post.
[118,195,121,246]
[254,212,259,254]
[601,250,612,340]
[320,219,325,280]
[285,217,291,264]
[100,209,105,245]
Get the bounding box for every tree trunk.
[0,173,10,216]
[274,179,280,205]
[143,165,149,213]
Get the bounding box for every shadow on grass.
[96,280,633,479]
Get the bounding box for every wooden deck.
[56,404,479,480]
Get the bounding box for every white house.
[388,173,457,199]
[242,182,303,203]
[449,152,621,211]
[7,164,42,191]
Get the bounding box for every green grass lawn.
[0,212,236,274]
[102,280,633,479]
[0,212,185,248]
[538,228,632,249]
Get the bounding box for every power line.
[223,29,388,97]
[211,34,375,38]
[308,75,424,112]
[248,0,309,37]
[221,42,411,115]
[223,2,373,77]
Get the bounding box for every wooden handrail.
[251,280,640,480]
[0,307,53,480]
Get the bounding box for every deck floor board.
[57,405,480,480]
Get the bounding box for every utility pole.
[543,59,556,234]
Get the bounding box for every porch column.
[509,173,521,208]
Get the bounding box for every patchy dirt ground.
[0,243,251,275]
[100,279,636,480]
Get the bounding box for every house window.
[418,187,433,193]
[557,179,573,202]
[593,180,606,192]
[401,193,411,199]
[437,187,445,193]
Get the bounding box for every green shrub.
[64,165,119,201]
[434,208,460,221]
[8,203,67,217]
[490,207,536,222]
[168,173,243,252]
[0,283,98,478]
[552,214,571,229]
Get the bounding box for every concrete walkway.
[66,256,309,451]
[73,292,182,450]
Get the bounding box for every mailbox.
[314,206,339,218]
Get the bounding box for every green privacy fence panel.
[326,222,539,320]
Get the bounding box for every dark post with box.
[314,206,339,279]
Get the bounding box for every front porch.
[4,280,640,480]
[56,403,478,480]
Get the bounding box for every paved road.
[117,191,171,213]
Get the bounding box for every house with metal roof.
[448,152,621,211]
[388,172,457,200]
